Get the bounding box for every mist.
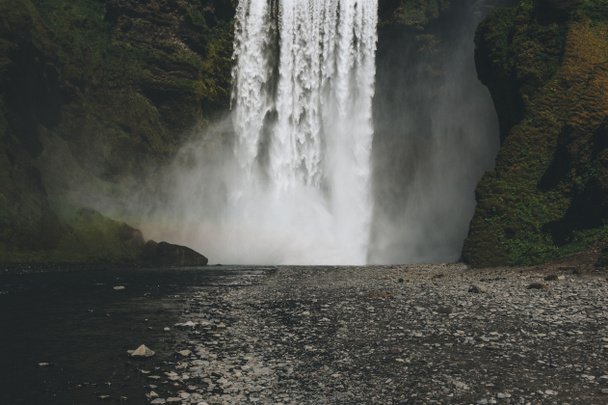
[369,0,510,264]
[134,0,379,265]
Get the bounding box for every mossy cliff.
[463,0,608,266]
[0,0,233,263]
[3,0,607,266]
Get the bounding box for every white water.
[207,0,378,265]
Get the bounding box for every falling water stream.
[225,0,378,264]
[104,0,502,266]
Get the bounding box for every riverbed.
[1,264,607,404]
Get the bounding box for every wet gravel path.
[150,265,608,405]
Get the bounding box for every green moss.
[577,0,608,21]
[52,202,144,263]
[0,0,40,32]
[394,0,452,28]
[465,1,608,267]
[0,0,235,263]
[0,199,145,264]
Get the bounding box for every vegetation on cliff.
[3,0,607,267]
[464,0,608,266]
[0,0,234,263]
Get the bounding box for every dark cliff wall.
[463,0,608,266]
[0,0,234,263]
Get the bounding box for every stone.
[452,380,470,391]
[175,321,197,328]
[113,286,126,291]
[469,285,483,294]
[140,241,208,267]
[527,283,547,290]
[128,345,155,358]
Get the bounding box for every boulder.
[140,241,208,267]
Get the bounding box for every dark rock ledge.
[140,241,209,267]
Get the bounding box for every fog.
[369,0,510,264]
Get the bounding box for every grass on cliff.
[465,1,608,267]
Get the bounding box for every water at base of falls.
[224,0,378,265]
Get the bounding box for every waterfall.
[227,0,378,264]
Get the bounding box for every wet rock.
[527,282,547,290]
[175,321,197,328]
[140,241,208,267]
[468,285,483,293]
[127,344,155,358]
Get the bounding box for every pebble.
[127,344,155,358]
[135,265,608,404]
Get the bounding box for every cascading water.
[70,0,505,266]
[224,0,378,264]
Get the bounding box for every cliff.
[0,0,233,263]
[3,0,607,267]
[463,0,608,266]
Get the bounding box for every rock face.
[464,0,608,266]
[3,0,606,267]
[0,0,234,263]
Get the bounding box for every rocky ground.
[138,263,608,405]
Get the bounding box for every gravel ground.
[141,264,608,405]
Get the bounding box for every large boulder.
[140,241,209,267]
